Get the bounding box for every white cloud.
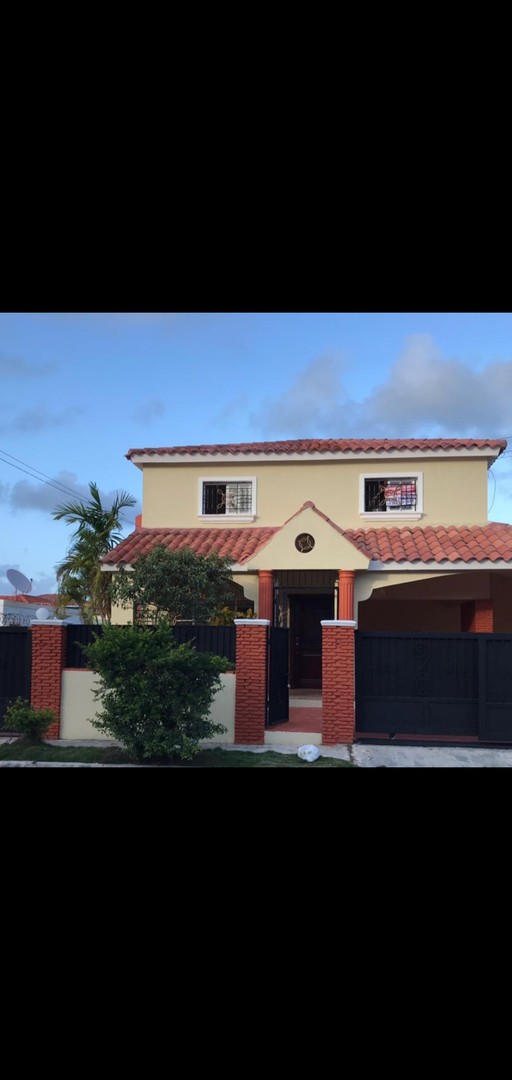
[354,335,512,434]
[251,355,348,435]
[251,335,512,438]
[9,472,92,512]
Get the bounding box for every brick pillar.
[462,599,493,632]
[258,570,274,623]
[234,619,269,743]
[338,570,355,620]
[321,620,356,744]
[30,621,67,739]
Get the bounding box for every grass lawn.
[0,739,354,767]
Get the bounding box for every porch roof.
[344,522,512,564]
[102,516,512,569]
[101,525,279,566]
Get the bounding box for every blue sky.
[1,311,512,596]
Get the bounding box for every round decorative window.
[295,533,315,553]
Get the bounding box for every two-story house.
[103,437,512,699]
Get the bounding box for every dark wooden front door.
[290,594,333,689]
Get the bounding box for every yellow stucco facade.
[139,455,490,530]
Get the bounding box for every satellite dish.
[6,569,32,595]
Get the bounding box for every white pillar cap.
[234,618,270,626]
[321,619,357,628]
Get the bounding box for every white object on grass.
[297,744,320,763]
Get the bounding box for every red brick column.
[30,622,67,739]
[234,619,269,744]
[338,570,355,620]
[461,599,493,632]
[321,620,356,744]
[258,570,274,622]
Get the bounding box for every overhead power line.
[0,449,88,499]
[0,448,135,527]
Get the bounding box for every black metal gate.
[0,627,32,727]
[267,626,289,726]
[355,631,512,742]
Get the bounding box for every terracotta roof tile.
[127,438,506,459]
[281,501,346,536]
[0,593,60,605]
[343,523,512,563]
[101,527,279,567]
[101,514,512,570]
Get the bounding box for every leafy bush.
[3,697,55,741]
[84,622,229,761]
[209,606,255,625]
[112,545,234,625]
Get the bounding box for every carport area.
[356,570,512,633]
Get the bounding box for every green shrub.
[84,622,229,761]
[3,697,55,741]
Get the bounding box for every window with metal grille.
[202,481,253,515]
[364,477,417,512]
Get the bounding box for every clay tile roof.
[101,517,512,571]
[126,437,507,459]
[0,593,59,605]
[101,527,279,567]
[280,501,346,536]
[342,523,512,563]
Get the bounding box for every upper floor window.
[199,477,256,520]
[360,472,423,518]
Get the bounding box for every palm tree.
[53,481,136,623]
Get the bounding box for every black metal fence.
[356,630,512,742]
[171,625,236,662]
[0,627,32,726]
[66,624,104,667]
[65,623,236,669]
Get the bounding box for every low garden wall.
[59,668,236,743]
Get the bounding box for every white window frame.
[359,471,423,519]
[198,476,257,522]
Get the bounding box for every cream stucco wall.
[244,505,369,572]
[110,598,133,624]
[139,457,490,530]
[59,668,235,743]
[60,670,107,740]
[199,672,235,744]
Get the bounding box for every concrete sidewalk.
[200,741,512,767]
[2,737,512,766]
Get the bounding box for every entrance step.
[289,697,322,708]
[265,730,322,747]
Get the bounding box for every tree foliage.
[112,545,234,625]
[84,622,228,761]
[209,606,255,625]
[53,481,136,623]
